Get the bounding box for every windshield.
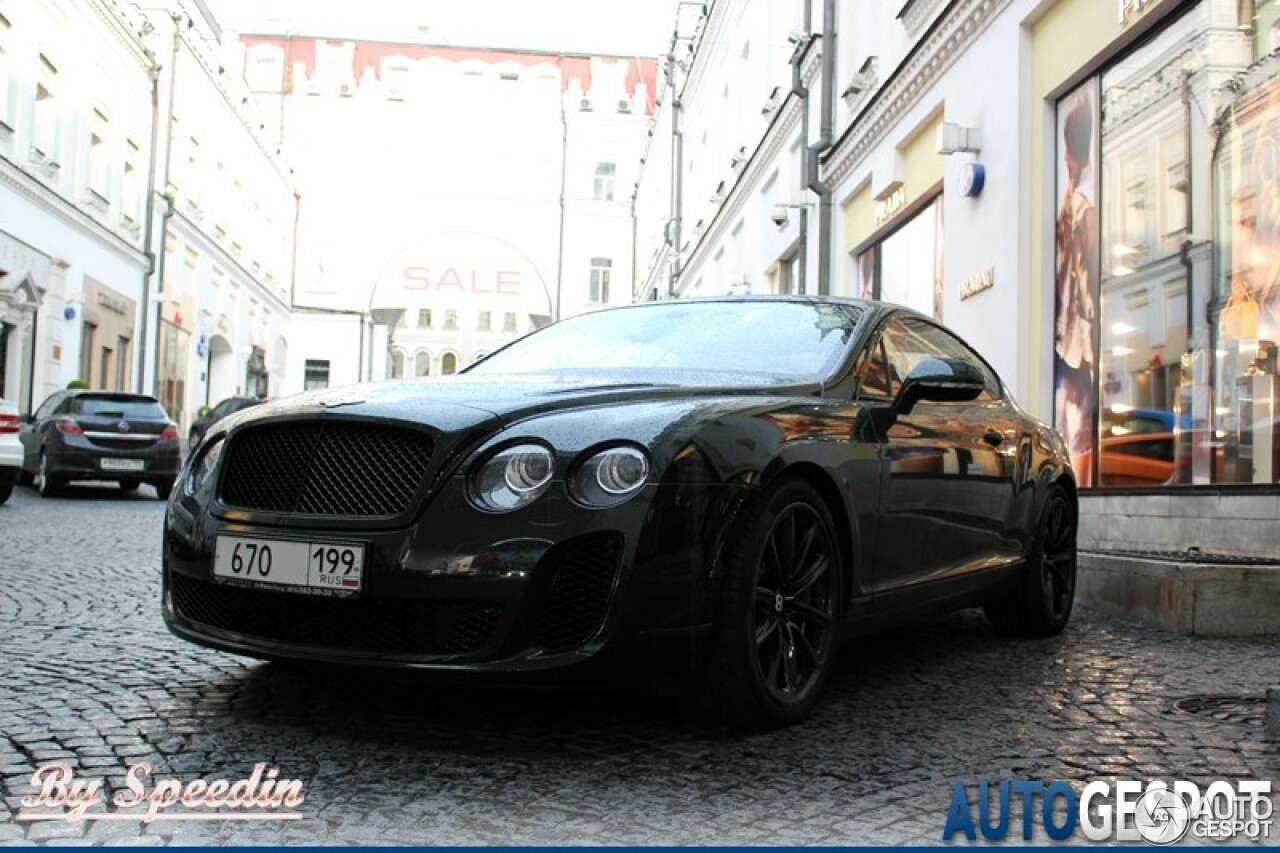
[72,396,168,419]
[468,301,862,381]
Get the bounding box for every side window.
[34,394,61,420]
[854,336,893,400]
[880,316,1002,403]
[213,401,233,418]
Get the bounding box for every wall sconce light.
[936,122,982,155]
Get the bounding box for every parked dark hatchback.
[20,390,180,499]
[189,396,261,446]
[164,297,1078,728]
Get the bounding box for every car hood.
[228,371,823,434]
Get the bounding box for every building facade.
[0,0,298,437]
[230,34,657,387]
[0,0,153,413]
[635,0,1280,587]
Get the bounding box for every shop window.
[1054,1,1280,489]
[852,196,943,320]
[477,310,491,331]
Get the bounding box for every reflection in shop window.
[1214,45,1280,486]
[851,196,943,320]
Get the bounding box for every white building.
[0,0,298,436]
[228,34,656,387]
[0,0,153,413]
[135,0,296,431]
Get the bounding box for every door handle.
[982,429,1004,447]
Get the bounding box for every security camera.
[787,30,808,46]
[771,204,790,227]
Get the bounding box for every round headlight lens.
[184,437,224,496]
[471,443,555,511]
[572,446,650,507]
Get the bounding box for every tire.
[118,479,140,492]
[37,452,65,498]
[689,478,843,729]
[151,479,175,500]
[985,483,1077,637]
[0,468,16,504]
[18,467,33,487]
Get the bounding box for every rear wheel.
[689,478,843,729]
[37,452,64,498]
[0,467,16,504]
[18,467,33,487]
[985,484,1077,636]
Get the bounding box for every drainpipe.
[144,14,182,397]
[136,52,164,393]
[671,94,684,299]
[805,0,837,295]
[554,56,568,321]
[791,0,814,294]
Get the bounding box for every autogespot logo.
[943,779,1273,844]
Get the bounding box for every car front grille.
[169,573,500,656]
[219,421,434,517]
[535,533,623,652]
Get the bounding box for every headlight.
[184,438,224,496]
[470,443,555,511]
[571,445,649,507]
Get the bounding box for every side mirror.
[894,357,985,416]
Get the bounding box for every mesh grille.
[535,533,623,652]
[220,421,433,517]
[170,573,499,656]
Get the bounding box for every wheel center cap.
[775,593,784,613]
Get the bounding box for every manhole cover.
[1173,695,1266,725]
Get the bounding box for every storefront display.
[1054,0,1280,489]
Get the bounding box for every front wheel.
[689,478,843,729]
[985,483,1077,636]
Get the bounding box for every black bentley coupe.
[163,297,1077,728]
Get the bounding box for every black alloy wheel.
[985,483,1077,636]
[692,478,843,728]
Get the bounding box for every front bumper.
[163,479,749,684]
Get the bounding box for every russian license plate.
[100,458,145,472]
[213,536,365,594]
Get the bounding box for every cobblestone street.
[0,484,1277,846]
